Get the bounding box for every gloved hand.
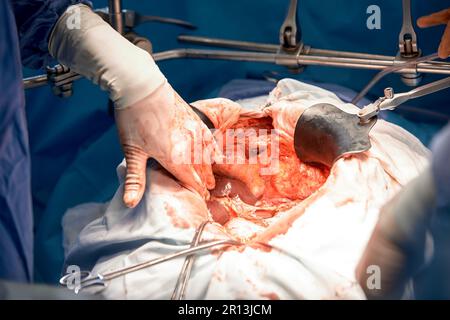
[49,4,216,207]
[115,81,216,207]
[356,168,436,299]
[417,8,450,59]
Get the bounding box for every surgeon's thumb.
[122,145,148,208]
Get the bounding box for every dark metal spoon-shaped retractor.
[189,104,215,129]
[294,103,377,168]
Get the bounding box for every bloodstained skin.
[208,116,329,229]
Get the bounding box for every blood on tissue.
[208,116,330,247]
[261,292,280,300]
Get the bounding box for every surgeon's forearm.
[356,167,436,299]
[48,4,165,108]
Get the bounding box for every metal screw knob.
[384,87,394,99]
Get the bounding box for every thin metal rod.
[177,35,393,60]
[408,76,450,99]
[178,34,279,53]
[23,48,450,90]
[102,239,239,281]
[352,53,439,104]
[153,48,450,75]
[154,49,277,63]
[108,0,123,34]
[379,76,450,110]
[309,48,393,60]
[23,74,49,89]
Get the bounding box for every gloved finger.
[438,22,450,59]
[158,118,211,198]
[185,124,216,194]
[417,8,450,28]
[184,120,217,191]
[165,161,210,199]
[200,126,219,189]
[122,144,148,208]
[194,163,215,191]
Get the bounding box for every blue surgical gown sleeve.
[0,0,90,283]
[11,0,91,69]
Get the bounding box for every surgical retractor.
[293,76,450,168]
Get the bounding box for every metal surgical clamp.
[59,238,240,294]
[358,76,450,123]
[397,0,423,87]
[171,221,210,300]
[398,0,419,57]
[279,0,301,51]
[24,0,450,93]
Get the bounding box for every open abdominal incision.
[201,115,330,242]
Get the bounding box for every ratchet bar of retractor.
[399,0,419,57]
[24,45,450,90]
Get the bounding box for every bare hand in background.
[417,8,450,59]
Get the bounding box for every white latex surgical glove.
[49,4,216,207]
[115,81,216,206]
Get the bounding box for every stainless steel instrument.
[359,77,450,123]
[294,76,450,168]
[23,0,450,97]
[171,221,210,300]
[59,238,241,294]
